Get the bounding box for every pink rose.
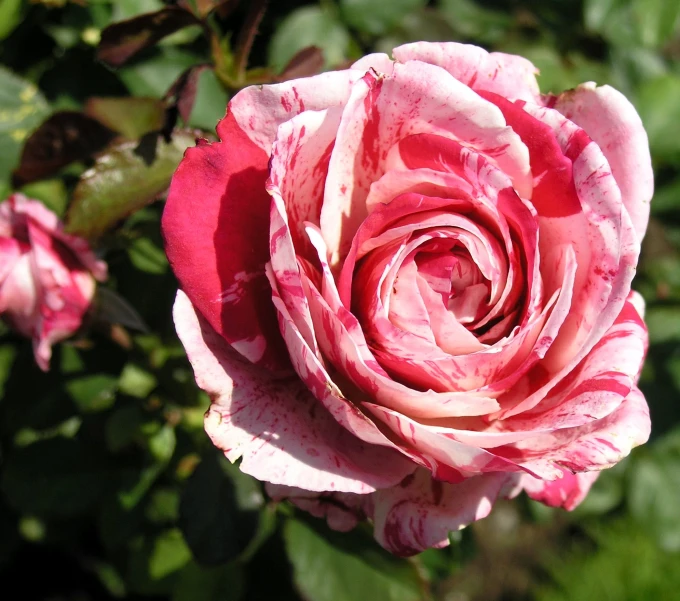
[0,194,107,370]
[163,42,652,555]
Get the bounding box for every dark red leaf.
[97,7,200,68]
[277,46,324,81]
[164,63,212,125]
[12,111,116,186]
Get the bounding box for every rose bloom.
[0,194,107,370]
[163,43,652,555]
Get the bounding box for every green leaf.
[118,47,202,98]
[187,68,229,132]
[0,343,17,400]
[146,487,180,523]
[127,530,189,595]
[85,97,166,139]
[645,306,680,344]
[148,424,177,463]
[650,177,680,214]
[268,6,350,72]
[65,373,119,413]
[438,0,511,44]
[283,519,425,601]
[65,131,196,240]
[627,428,680,551]
[179,452,261,565]
[341,0,426,36]
[1,437,111,517]
[150,529,192,580]
[127,235,169,274]
[585,0,680,49]
[636,74,680,162]
[119,363,157,398]
[19,178,69,217]
[173,561,245,601]
[0,0,23,41]
[537,518,680,601]
[105,404,145,452]
[0,67,49,197]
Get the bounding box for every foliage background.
[1,0,679,599]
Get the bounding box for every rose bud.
[163,42,652,555]
[0,194,107,370]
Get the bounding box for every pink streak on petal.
[554,83,652,241]
[372,468,517,556]
[174,290,414,493]
[393,42,541,104]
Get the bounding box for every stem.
[233,0,268,83]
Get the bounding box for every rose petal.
[321,61,532,265]
[520,469,599,510]
[174,290,412,493]
[552,83,653,241]
[393,42,541,104]
[227,70,364,154]
[163,113,288,371]
[371,468,517,556]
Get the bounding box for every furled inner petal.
[320,60,531,267]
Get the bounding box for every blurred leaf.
[85,97,166,139]
[277,46,325,81]
[636,74,680,162]
[268,6,350,72]
[105,404,145,452]
[284,519,425,601]
[19,178,69,217]
[118,47,201,98]
[127,530,189,595]
[179,0,238,19]
[146,487,180,523]
[439,0,512,44]
[65,131,196,240]
[113,0,165,21]
[628,428,680,550]
[18,516,46,542]
[0,343,17,400]
[650,176,680,214]
[165,64,211,125]
[150,528,192,580]
[537,518,680,601]
[87,561,127,598]
[585,0,680,49]
[0,0,23,41]
[646,305,680,343]
[12,111,116,186]
[572,461,625,516]
[341,0,426,36]
[1,437,111,517]
[95,286,150,333]
[148,424,177,463]
[97,7,200,67]
[128,234,169,274]
[502,42,611,94]
[119,463,165,509]
[119,363,157,398]
[186,68,229,131]
[375,9,456,55]
[173,560,244,601]
[179,452,261,565]
[0,67,50,198]
[65,373,118,413]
